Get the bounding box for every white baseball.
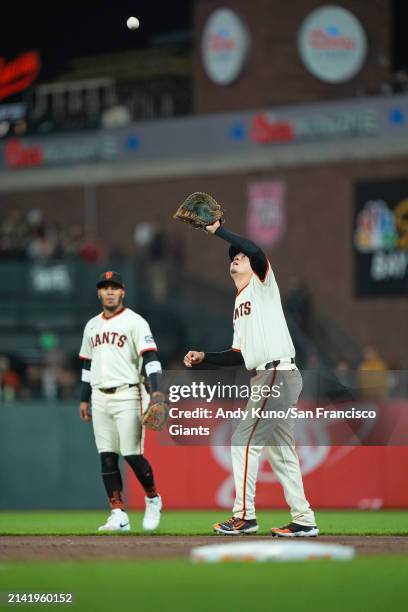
[126,16,140,30]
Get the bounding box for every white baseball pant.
[91,384,149,456]
[231,368,316,526]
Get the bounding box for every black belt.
[265,358,295,370]
[99,384,137,394]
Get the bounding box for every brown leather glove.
[142,391,169,431]
[173,192,225,231]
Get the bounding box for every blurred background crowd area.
[0,207,185,264]
[0,351,77,402]
[1,0,407,402]
[0,208,103,262]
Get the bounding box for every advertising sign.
[298,6,367,83]
[1,94,408,174]
[246,181,286,247]
[4,135,120,169]
[128,431,408,510]
[201,9,250,85]
[128,376,408,509]
[251,107,377,144]
[354,179,408,296]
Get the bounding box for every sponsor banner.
[1,93,408,172]
[298,6,367,83]
[3,134,121,169]
[201,9,250,85]
[127,374,408,508]
[128,437,408,510]
[246,181,286,247]
[354,179,408,296]
[250,107,378,144]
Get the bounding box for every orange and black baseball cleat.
[270,522,319,537]
[213,516,259,535]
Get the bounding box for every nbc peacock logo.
[354,200,399,253]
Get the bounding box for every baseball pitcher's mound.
[191,541,355,563]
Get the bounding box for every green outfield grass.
[1,511,407,611]
[1,557,408,612]
[0,509,407,535]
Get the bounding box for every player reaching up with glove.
[79,271,167,533]
[177,194,318,537]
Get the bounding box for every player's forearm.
[203,349,244,367]
[80,358,92,402]
[80,382,92,402]
[142,350,163,392]
[215,225,268,278]
[147,372,161,393]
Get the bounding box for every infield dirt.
[1,536,407,561]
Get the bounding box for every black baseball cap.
[96,271,125,288]
[229,246,241,261]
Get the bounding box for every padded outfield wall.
[1,401,407,510]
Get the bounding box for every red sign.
[0,51,40,101]
[250,113,294,144]
[5,139,43,168]
[128,438,408,511]
[127,399,408,510]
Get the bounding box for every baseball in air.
[127,16,140,30]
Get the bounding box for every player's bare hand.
[80,402,92,421]
[205,220,221,234]
[184,351,205,368]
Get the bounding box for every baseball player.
[184,222,318,537]
[79,271,163,532]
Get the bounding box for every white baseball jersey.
[232,262,295,370]
[79,307,157,388]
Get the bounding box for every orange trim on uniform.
[241,367,277,520]
[236,282,250,297]
[253,259,271,283]
[139,347,157,356]
[79,355,90,360]
[241,420,260,520]
[101,307,126,320]
[231,347,241,352]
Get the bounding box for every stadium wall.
[1,401,407,510]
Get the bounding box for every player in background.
[79,271,163,532]
[184,223,318,537]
